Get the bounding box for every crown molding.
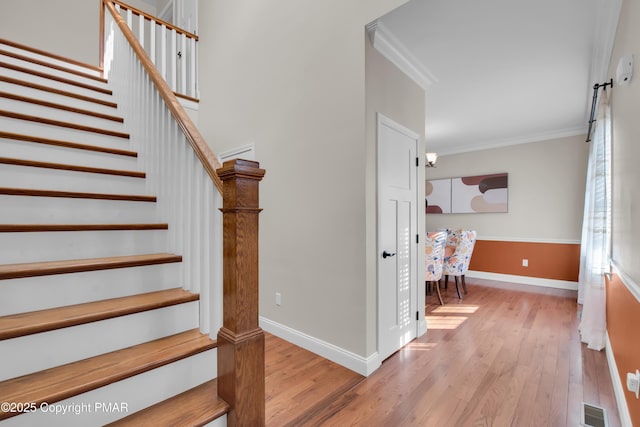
[366,20,437,90]
[432,125,588,156]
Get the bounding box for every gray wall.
[425,134,589,242]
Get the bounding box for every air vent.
[582,402,608,427]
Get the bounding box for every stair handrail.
[101,0,221,193]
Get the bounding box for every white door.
[377,114,419,362]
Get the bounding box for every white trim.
[259,317,380,376]
[366,20,437,90]
[177,97,199,111]
[611,259,640,303]
[218,144,255,162]
[466,270,578,291]
[434,126,588,156]
[606,332,633,427]
[476,236,581,245]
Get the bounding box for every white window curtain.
[578,88,612,351]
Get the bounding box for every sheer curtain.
[578,88,612,351]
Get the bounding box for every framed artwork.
[425,178,451,214]
[427,173,508,214]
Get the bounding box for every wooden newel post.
[217,159,266,427]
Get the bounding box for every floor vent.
[582,402,608,427]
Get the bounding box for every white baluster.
[170,28,177,92]
[150,20,156,64]
[180,34,187,95]
[138,13,144,48]
[189,37,196,98]
[126,8,132,28]
[160,25,167,80]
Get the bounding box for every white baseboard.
[466,270,578,291]
[606,332,633,427]
[259,317,380,377]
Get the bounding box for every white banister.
[103,8,222,335]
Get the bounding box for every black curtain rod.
[586,78,613,142]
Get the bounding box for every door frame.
[376,113,422,361]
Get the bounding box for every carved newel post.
[217,159,266,426]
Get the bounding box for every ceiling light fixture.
[426,152,438,168]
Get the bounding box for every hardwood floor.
[265,279,621,426]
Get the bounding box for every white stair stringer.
[0,348,218,427]
[0,301,199,381]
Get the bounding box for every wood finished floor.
[265,279,621,427]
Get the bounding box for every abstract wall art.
[426,173,508,214]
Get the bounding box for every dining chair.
[425,231,447,305]
[443,229,477,299]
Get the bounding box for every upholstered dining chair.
[442,229,477,300]
[425,231,447,305]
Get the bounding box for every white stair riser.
[0,97,126,133]
[204,416,227,427]
[0,138,139,171]
[0,42,103,78]
[0,117,131,152]
[0,53,110,91]
[1,263,181,316]
[0,301,199,381]
[1,229,168,264]
[0,195,161,224]
[0,164,146,195]
[0,80,119,117]
[0,348,217,427]
[0,67,113,103]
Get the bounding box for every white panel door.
[377,114,419,362]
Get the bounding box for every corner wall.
[605,0,640,423]
[197,0,408,366]
[425,135,588,287]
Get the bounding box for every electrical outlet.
[275,292,282,306]
[522,259,528,267]
[627,370,640,398]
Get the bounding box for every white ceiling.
[375,0,622,155]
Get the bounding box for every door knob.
[382,251,396,259]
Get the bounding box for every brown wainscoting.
[469,240,580,281]
[606,272,640,426]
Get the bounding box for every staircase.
[0,39,231,426]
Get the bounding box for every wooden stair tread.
[0,131,136,157]
[0,75,117,108]
[0,157,145,178]
[107,379,229,426]
[0,223,168,232]
[0,48,108,83]
[0,187,156,202]
[0,91,123,122]
[0,329,217,421]
[0,110,129,139]
[0,288,198,340]
[0,253,182,280]
[0,61,112,95]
